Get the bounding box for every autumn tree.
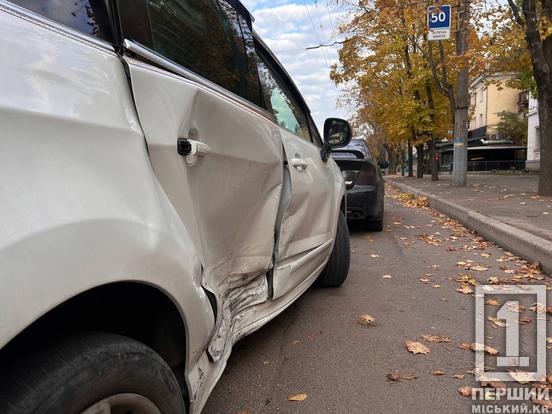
[331,0,452,179]
[504,0,552,195]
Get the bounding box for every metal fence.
[448,160,526,172]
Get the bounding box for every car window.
[147,0,261,106]
[9,0,113,42]
[257,59,310,141]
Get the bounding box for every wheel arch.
[0,281,191,404]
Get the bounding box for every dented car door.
[118,0,283,361]
[255,50,340,300]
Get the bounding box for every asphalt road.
[204,187,549,413]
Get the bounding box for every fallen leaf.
[369,254,380,258]
[422,334,452,343]
[453,373,465,379]
[510,371,531,384]
[432,284,441,288]
[458,342,472,350]
[291,340,301,346]
[357,314,376,326]
[382,274,392,279]
[458,387,473,397]
[486,299,499,306]
[488,316,508,327]
[533,400,552,409]
[487,276,499,284]
[406,340,430,355]
[456,285,473,295]
[470,343,499,355]
[386,371,418,382]
[288,393,307,402]
[419,278,431,283]
[432,370,446,376]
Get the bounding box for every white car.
[0,0,351,413]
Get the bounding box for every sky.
[242,0,350,131]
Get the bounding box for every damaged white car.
[0,0,351,413]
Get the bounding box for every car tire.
[364,197,384,231]
[0,331,186,414]
[364,218,384,232]
[317,211,350,287]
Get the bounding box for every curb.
[385,178,552,275]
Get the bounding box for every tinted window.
[10,0,113,42]
[147,0,261,105]
[257,59,310,140]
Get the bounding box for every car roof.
[332,139,371,159]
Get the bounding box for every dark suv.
[332,139,386,231]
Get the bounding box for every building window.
[480,88,485,102]
[479,113,483,127]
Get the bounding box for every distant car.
[332,139,388,231]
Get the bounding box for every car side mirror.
[378,160,389,169]
[323,118,352,148]
[321,118,352,162]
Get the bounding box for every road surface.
[204,187,549,413]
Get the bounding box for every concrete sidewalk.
[385,174,552,274]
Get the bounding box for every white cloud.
[243,0,350,132]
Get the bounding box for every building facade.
[527,95,540,171]
[437,73,527,172]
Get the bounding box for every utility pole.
[452,0,470,186]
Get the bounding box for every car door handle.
[177,138,210,166]
[291,158,309,171]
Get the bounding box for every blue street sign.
[427,5,451,29]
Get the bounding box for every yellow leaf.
[421,334,452,343]
[453,373,465,379]
[456,285,473,295]
[458,387,473,397]
[288,393,307,402]
[405,340,430,355]
[486,298,499,306]
[358,314,376,326]
[510,371,531,384]
[488,316,508,327]
[432,370,446,376]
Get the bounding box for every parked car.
[332,139,388,231]
[0,0,352,413]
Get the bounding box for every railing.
[448,160,526,172]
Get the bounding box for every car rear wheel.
[317,211,350,287]
[0,332,186,414]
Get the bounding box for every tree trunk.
[537,86,552,195]
[452,0,470,187]
[416,144,425,178]
[407,138,414,177]
[429,139,439,181]
[424,79,439,181]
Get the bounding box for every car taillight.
[355,165,377,185]
[342,170,359,189]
